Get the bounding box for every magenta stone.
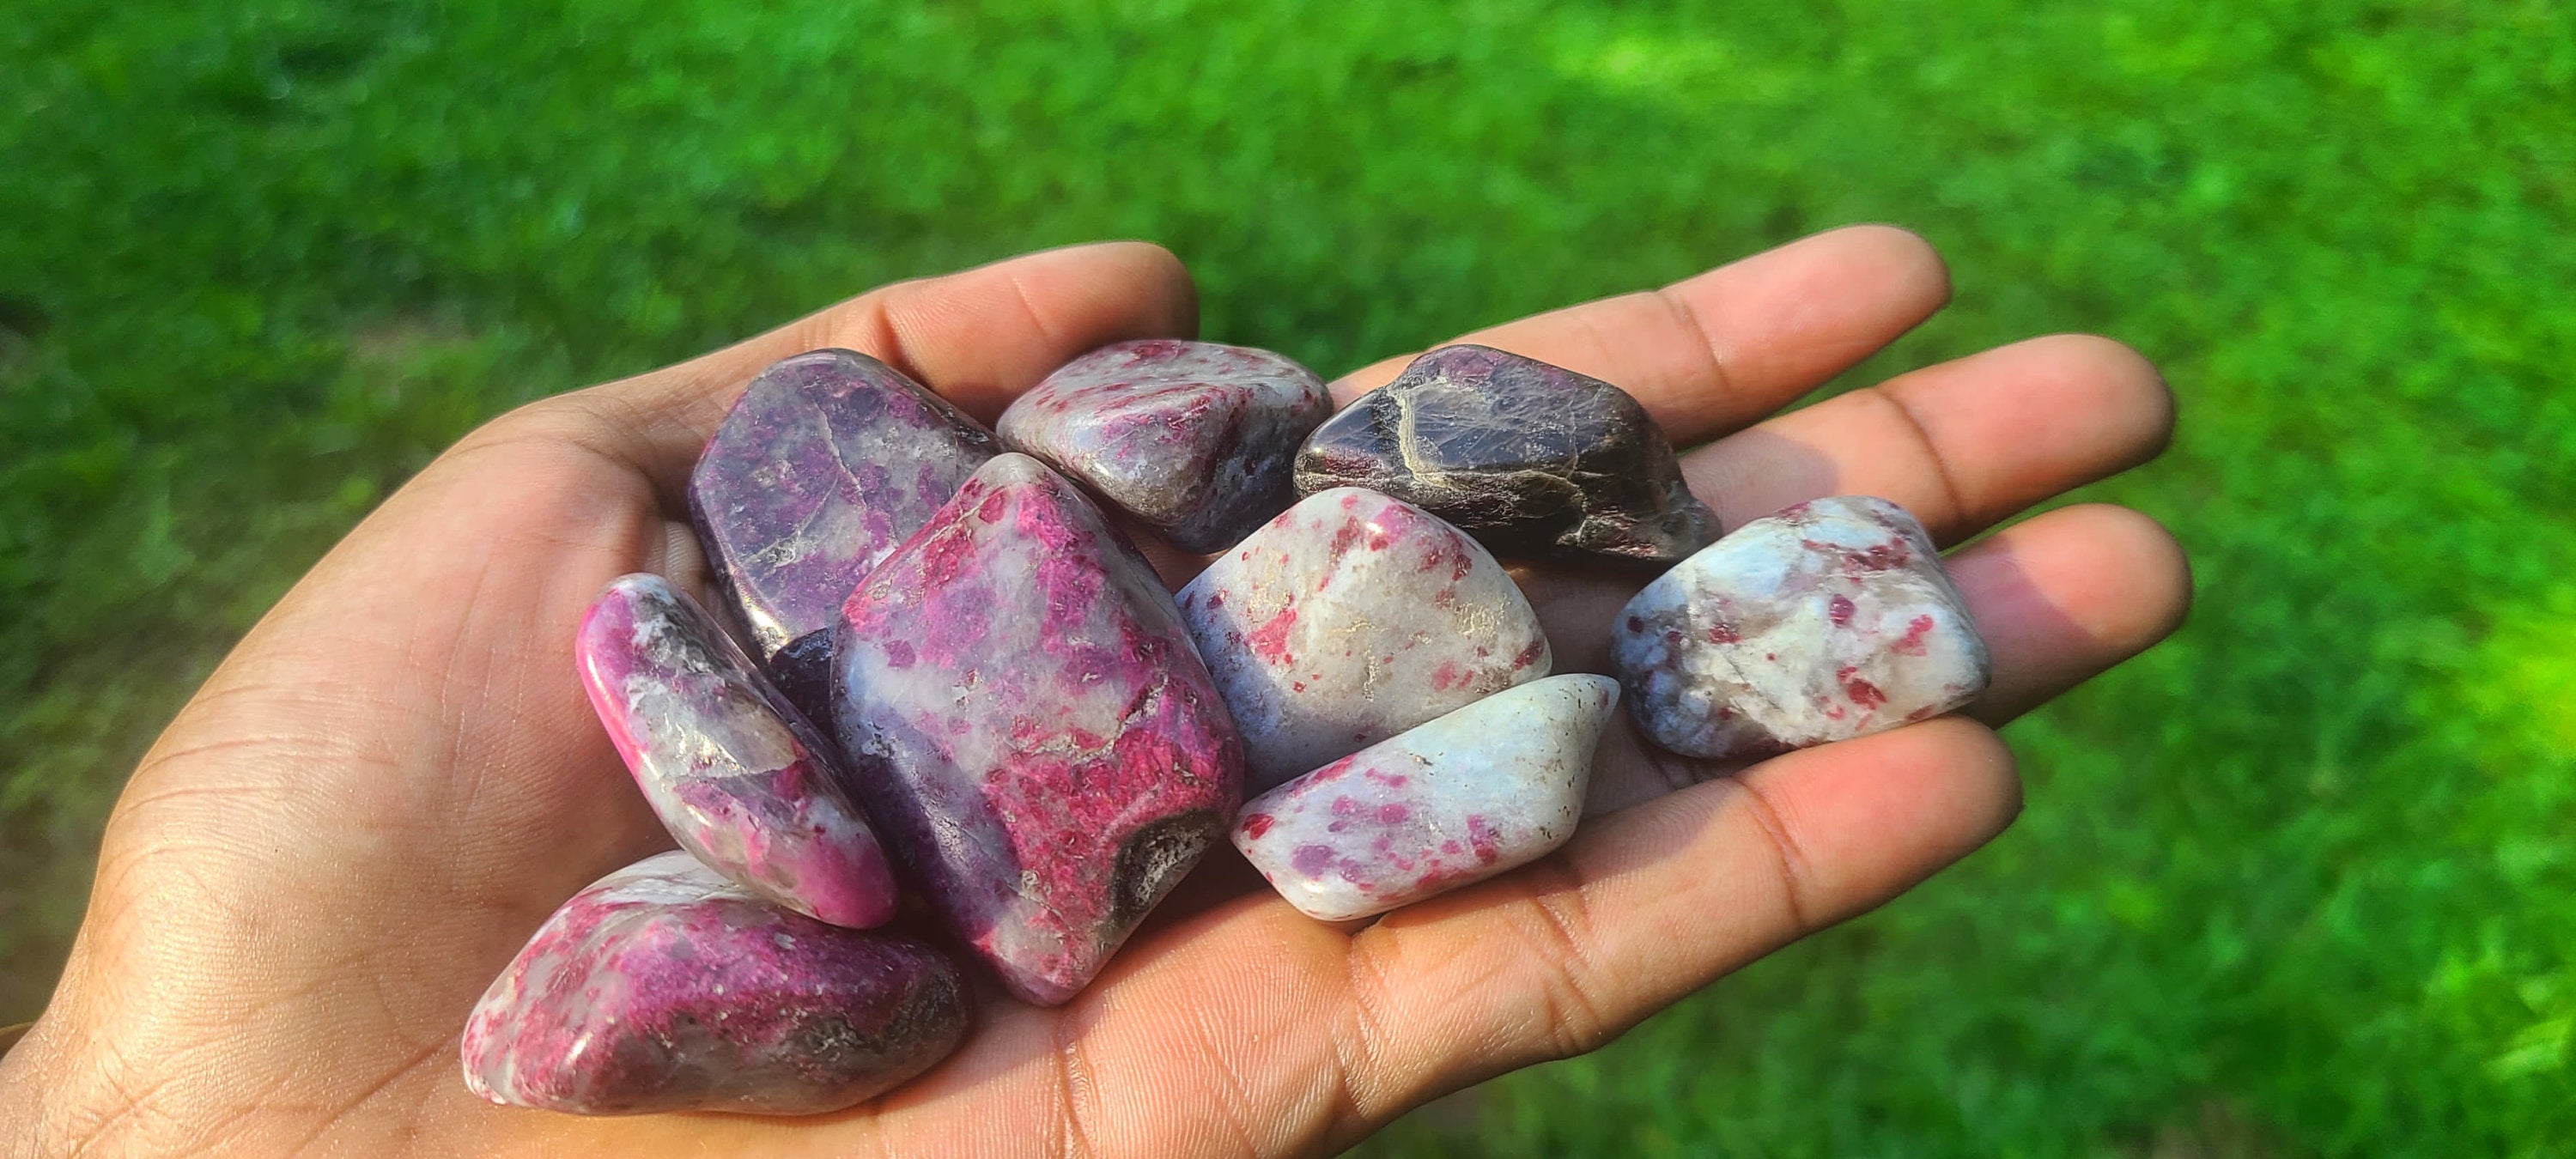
[997,339,1332,552]
[689,349,999,719]
[832,453,1244,1005]
[1611,496,1991,761]
[575,573,897,929]
[1235,675,1617,922]
[459,852,969,1116]
[1176,488,1552,791]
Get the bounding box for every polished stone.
[832,453,1242,1005]
[459,852,969,1116]
[1612,495,1990,761]
[690,349,999,719]
[998,339,1331,553]
[1234,674,1617,922]
[1176,487,1552,792]
[1293,344,1716,563]
[575,573,897,929]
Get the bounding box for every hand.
[0,231,2185,1156]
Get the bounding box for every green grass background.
[3,0,2571,1152]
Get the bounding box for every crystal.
[575,573,897,928]
[689,349,999,719]
[1294,343,1716,563]
[1177,487,1552,791]
[832,453,1242,1005]
[998,339,1331,552]
[1612,496,1990,760]
[1234,675,1618,922]
[459,852,969,1116]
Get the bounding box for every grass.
[3,0,2572,1152]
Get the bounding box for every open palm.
[0,232,2186,1156]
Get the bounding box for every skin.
[0,229,2188,1157]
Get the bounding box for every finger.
[1323,717,2019,1138]
[1947,503,2191,723]
[1333,225,1953,445]
[523,240,1200,493]
[1685,333,2173,542]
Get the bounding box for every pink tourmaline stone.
[574,573,897,929]
[689,349,999,719]
[1611,495,1990,760]
[460,852,969,1116]
[997,339,1331,552]
[1176,488,1552,791]
[1235,674,1618,922]
[832,453,1244,1005]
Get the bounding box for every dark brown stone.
[1292,344,1716,564]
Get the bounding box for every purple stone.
[997,339,1331,552]
[575,573,897,929]
[1235,675,1617,922]
[1176,488,1552,792]
[459,852,969,1116]
[1611,496,1990,760]
[832,453,1244,1005]
[689,349,999,718]
[1295,344,1717,563]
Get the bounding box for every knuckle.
[442,393,592,461]
[1516,866,1615,1058]
[1331,946,1400,1125]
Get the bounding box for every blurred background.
[3,0,2570,1152]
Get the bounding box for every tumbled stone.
[459,852,969,1116]
[1611,495,1990,761]
[690,349,999,719]
[1176,487,1552,792]
[832,453,1243,1005]
[575,573,897,929]
[1294,343,1716,564]
[1234,674,1617,922]
[997,338,1332,553]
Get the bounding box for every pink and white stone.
[832,453,1243,1006]
[1234,674,1618,922]
[459,851,969,1116]
[575,573,897,929]
[689,349,999,721]
[1611,496,1990,761]
[997,339,1332,552]
[1176,488,1553,792]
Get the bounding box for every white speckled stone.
[1611,496,1990,761]
[1233,674,1617,922]
[1176,488,1552,792]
